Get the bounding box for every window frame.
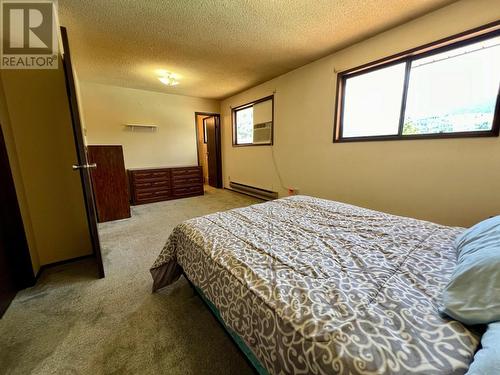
[232,95,274,147]
[334,21,500,143]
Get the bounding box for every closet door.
[206,116,222,188]
[61,27,105,278]
[87,145,130,222]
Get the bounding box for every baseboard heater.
[229,181,278,201]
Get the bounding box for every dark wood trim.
[397,59,412,136]
[232,95,275,111]
[493,89,500,138]
[333,73,344,141]
[195,111,220,116]
[194,115,201,167]
[340,55,409,81]
[232,143,274,148]
[334,130,499,143]
[339,20,500,76]
[232,95,274,147]
[334,22,500,143]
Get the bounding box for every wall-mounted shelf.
[124,124,158,132]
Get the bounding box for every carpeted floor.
[0,187,261,375]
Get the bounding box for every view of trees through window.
[339,32,500,140]
[235,107,253,144]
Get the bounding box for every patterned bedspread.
[150,195,479,374]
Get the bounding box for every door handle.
[72,163,97,170]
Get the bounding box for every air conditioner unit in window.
[253,122,272,144]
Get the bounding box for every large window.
[233,95,274,146]
[335,25,500,142]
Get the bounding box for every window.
[335,25,500,142]
[342,63,406,138]
[233,95,274,146]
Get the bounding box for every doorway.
[195,112,222,188]
[0,124,35,317]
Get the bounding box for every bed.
[150,195,479,375]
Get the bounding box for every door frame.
[61,27,105,278]
[194,112,222,188]
[0,123,35,317]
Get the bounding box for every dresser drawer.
[171,175,202,186]
[171,168,201,178]
[134,180,171,190]
[173,185,204,197]
[132,170,170,181]
[135,189,171,201]
[128,166,203,205]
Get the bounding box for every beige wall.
[0,58,93,267]
[0,74,40,274]
[221,0,500,227]
[79,82,219,169]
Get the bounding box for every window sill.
[334,130,499,143]
[232,143,273,147]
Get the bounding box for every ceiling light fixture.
[158,71,179,86]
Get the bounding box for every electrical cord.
[269,90,289,193]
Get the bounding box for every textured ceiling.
[58,0,457,99]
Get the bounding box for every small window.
[233,96,274,146]
[335,25,500,142]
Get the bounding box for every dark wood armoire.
[87,145,130,222]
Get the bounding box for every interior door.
[206,115,222,188]
[0,124,34,317]
[60,27,105,278]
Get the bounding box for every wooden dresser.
[128,166,204,205]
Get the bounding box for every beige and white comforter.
[150,195,478,374]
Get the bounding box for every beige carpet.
[0,188,261,375]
